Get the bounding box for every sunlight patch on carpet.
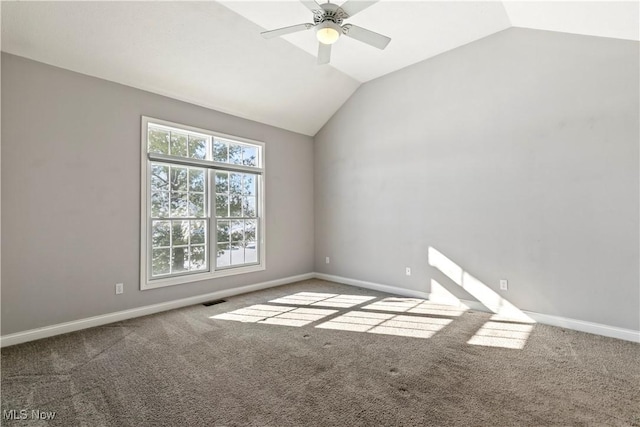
[361,298,423,313]
[467,321,534,349]
[315,311,452,339]
[361,297,468,317]
[211,305,337,326]
[269,292,375,308]
[208,291,523,343]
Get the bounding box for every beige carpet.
[2,279,639,426]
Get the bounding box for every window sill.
[141,264,266,290]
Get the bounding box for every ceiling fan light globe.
[317,27,339,44]
[316,22,341,45]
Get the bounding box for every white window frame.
[140,116,266,290]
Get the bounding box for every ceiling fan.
[260,0,391,65]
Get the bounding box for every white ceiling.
[2,1,638,136]
[223,1,512,82]
[0,1,360,136]
[503,1,639,42]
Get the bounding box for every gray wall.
[314,28,639,330]
[1,53,314,335]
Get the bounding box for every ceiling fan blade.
[317,43,331,65]
[261,23,314,39]
[300,0,322,13]
[338,0,378,18]
[342,24,391,49]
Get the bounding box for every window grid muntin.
[214,170,260,270]
[213,137,261,167]
[150,163,207,220]
[149,220,210,278]
[149,160,209,278]
[148,124,212,160]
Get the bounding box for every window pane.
[170,167,188,191]
[215,172,228,194]
[229,144,242,165]
[217,220,230,243]
[213,140,228,162]
[152,221,171,247]
[170,132,188,157]
[172,221,189,246]
[243,174,256,195]
[170,192,188,217]
[242,146,258,167]
[243,196,256,217]
[216,243,230,267]
[151,191,169,218]
[231,242,245,265]
[188,136,207,160]
[189,169,205,192]
[152,248,170,276]
[229,195,242,217]
[229,173,243,195]
[244,220,256,242]
[231,221,243,242]
[190,220,206,244]
[172,247,188,272]
[245,241,258,264]
[216,195,229,218]
[211,138,260,169]
[190,246,207,271]
[151,164,169,191]
[189,194,205,218]
[148,128,169,155]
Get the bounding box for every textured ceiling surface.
[2,1,638,136]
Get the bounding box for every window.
[141,117,264,290]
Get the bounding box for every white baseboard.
[3,271,638,347]
[0,273,314,348]
[523,311,640,343]
[313,272,640,344]
[314,272,431,299]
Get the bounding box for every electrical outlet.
[405,267,411,276]
[500,279,508,291]
[115,283,124,295]
[325,256,330,264]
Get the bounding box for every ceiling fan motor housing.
[313,3,348,27]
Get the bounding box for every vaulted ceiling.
[2,1,638,136]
